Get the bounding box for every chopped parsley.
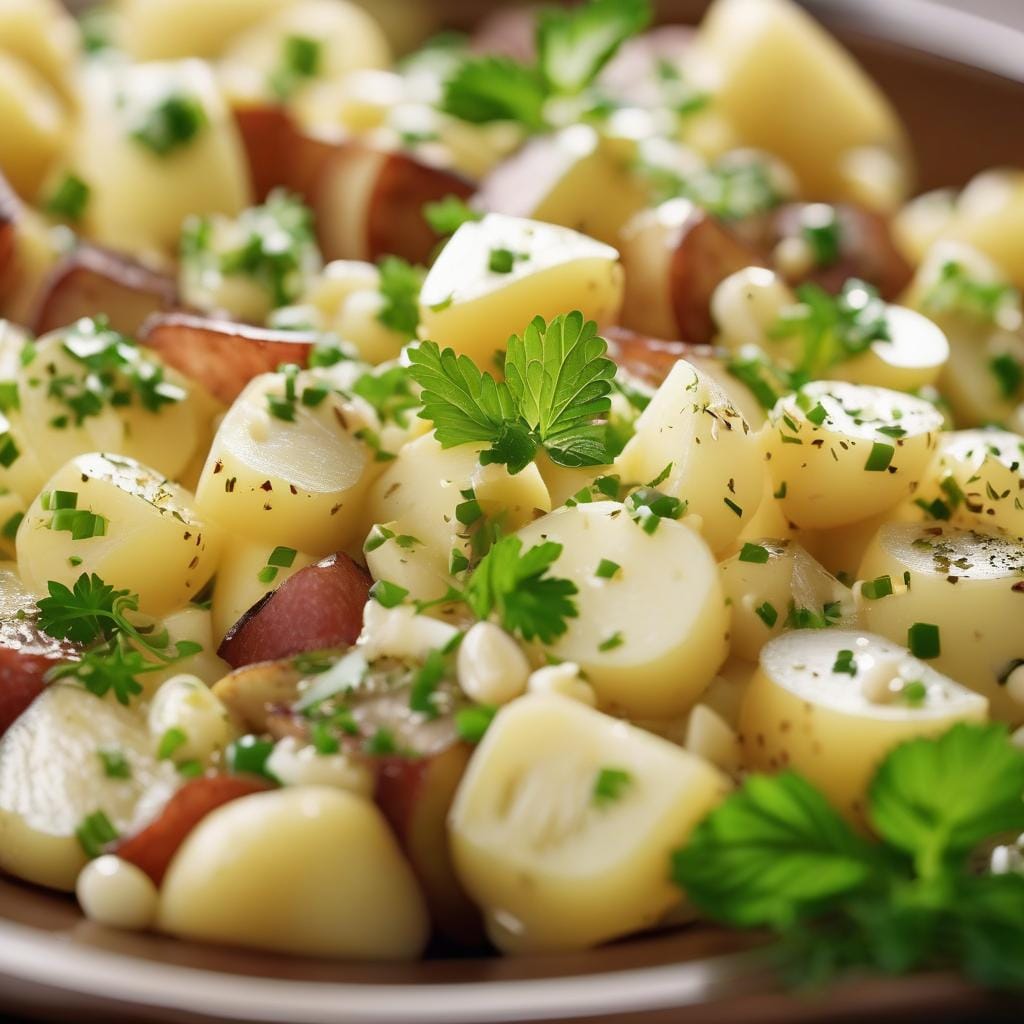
[131,93,207,156]
[98,748,131,779]
[408,311,616,474]
[595,558,621,579]
[799,204,842,267]
[861,575,894,600]
[455,704,497,744]
[352,365,420,427]
[626,487,685,534]
[990,353,1024,400]
[739,543,771,564]
[157,726,187,760]
[44,173,90,222]
[226,735,277,782]
[598,631,624,651]
[923,260,1020,323]
[257,545,297,584]
[376,257,424,337]
[423,195,481,236]
[832,649,857,676]
[76,810,119,859]
[369,579,409,609]
[268,35,323,100]
[488,247,527,274]
[592,766,633,806]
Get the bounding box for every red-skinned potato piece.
[115,776,269,885]
[139,312,317,405]
[375,744,484,947]
[620,199,766,345]
[288,132,474,265]
[760,202,912,300]
[0,618,77,737]
[30,245,178,337]
[218,553,371,669]
[600,26,697,104]
[233,104,296,203]
[604,325,706,390]
[470,7,536,62]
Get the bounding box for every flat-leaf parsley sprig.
[408,311,616,474]
[672,723,1024,989]
[36,573,201,705]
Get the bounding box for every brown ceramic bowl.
[3,3,1024,1022]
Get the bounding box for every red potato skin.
[604,324,707,390]
[218,553,372,669]
[289,132,474,265]
[233,104,296,202]
[30,245,178,337]
[748,202,912,300]
[0,174,22,309]
[139,312,317,405]
[668,210,767,345]
[0,619,78,737]
[115,776,269,885]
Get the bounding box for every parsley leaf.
[36,573,126,645]
[440,56,548,131]
[464,535,578,644]
[409,312,615,474]
[352,365,420,427]
[376,257,424,337]
[536,0,652,95]
[923,260,1020,323]
[868,723,1024,878]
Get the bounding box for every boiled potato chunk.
[70,60,251,253]
[0,684,178,891]
[615,359,764,553]
[764,381,943,529]
[18,453,222,616]
[740,629,987,819]
[158,786,429,960]
[211,537,317,642]
[923,430,1024,540]
[449,694,730,953]
[515,502,729,718]
[363,433,551,600]
[16,328,204,486]
[418,214,623,366]
[195,371,371,555]
[0,52,66,199]
[220,0,390,104]
[118,0,295,60]
[0,0,80,104]
[719,539,857,662]
[858,523,1024,723]
[696,0,908,199]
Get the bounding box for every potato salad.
[1,0,1024,987]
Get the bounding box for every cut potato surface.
[857,522,1024,723]
[0,683,179,891]
[195,370,370,555]
[740,629,987,819]
[615,358,764,554]
[764,381,944,529]
[450,694,730,953]
[17,453,222,616]
[418,214,623,365]
[515,501,729,718]
[158,786,429,960]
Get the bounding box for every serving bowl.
[2,2,1023,1021]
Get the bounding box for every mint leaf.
[671,771,876,928]
[440,56,548,130]
[536,0,652,95]
[868,722,1024,877]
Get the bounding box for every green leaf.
[464,535,578,644]
[423,194,481,236]
[536,0,652,95]
[440,56,548,130]
[408,341,516,449]
[376,257,424,337]
[671,771,876,928]
[868,723,1024,877]
[36,573,128,645]
[953,873,1024,989]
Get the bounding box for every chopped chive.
[311,719,340,755]
[865,442,895,472]
[861,575,894,600]
[599,631,624,651]
[595,558,621,579]
[908,622,941,660]
[131,94,207,156]
[76,810,119,859]
[257,565,278,584]
[370,579,409,608]
[592,766,632,806]
[44,173,90,222]
[806,402,828,426]
[177,759,204,778]
[98,748,131,779]
[901,680,928,706]
[267,546,297,568]
[755,601,778,627]
[227,735,277,781]
[832,649,857,676]
[455,705,497,744]
[739,542,771,564]
[157,726,188,760]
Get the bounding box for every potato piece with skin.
[720,539,858,662]
[418,214,623,367]
[740,629,988,820]
[158,786,429,960]
[364,433,552,601]
[696,0,908,199]
[17,453,222,617]
[477,125,650,248]
[0,683,179,891]
[450,693,731,954]
[923,429,1024,540]
[620,199,768,346]
[515,502,729,718]
[70,60,251,254]
[858,523,1024,723]
[220,0,390,105]
[0,52,66,200]
[195,370,371,555]
[211,537,317,643]
[764,381,944,530]
[118,0,295,60]
[615,359,764,554]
